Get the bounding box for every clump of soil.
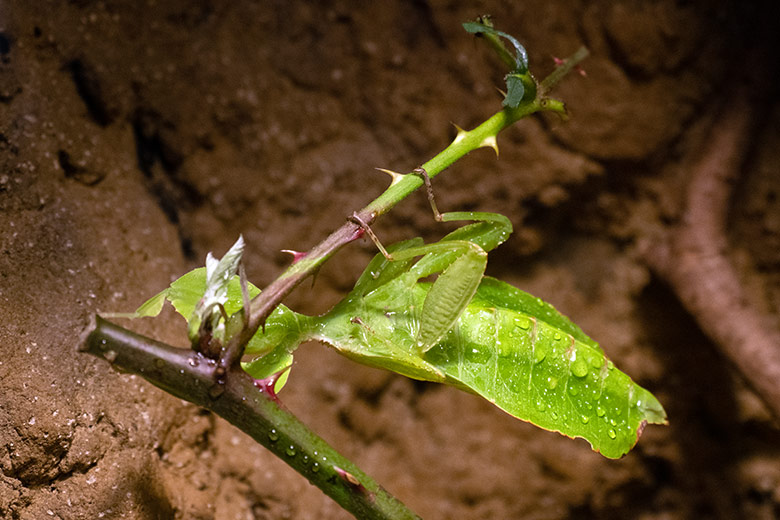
[2,1,779,519]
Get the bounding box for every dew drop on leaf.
[608,429,617,439]
[596,406,606,417]
[571,357,589,378]
[268,429,279,442]
[515,317,531,330]
[580,415,589,424]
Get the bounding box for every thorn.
[375,168,405,187]
[334,466,373,500]
[253,367,289,404]
[451,122,468,145]
[281,249,307,264]
[349,227,365,242]
[479,135,499,156]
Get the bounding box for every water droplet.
[534,345,546,364]
[103,350,117,363]
[610,418,617,426]
[535,399,545,412]
[568,385,580,396]
[608,429,617,439]
[596,406,606,417]
[547,376,558,389]
[154,359,165,369]
[187,357,199,367]
[589,355,603,369]
[607,360,615,370]
[302,455,310,464]
[553,332,561,341]
[516,317,531,330]
[286,445,296,457]
[580,415,589,424]
[99,339,108,350]
[311,462,320,473]
[268,429,279,442]
[571,358,589,378]
[551,411,559,420]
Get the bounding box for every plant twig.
[221,81,571,371]
[539,46,589,96]
[642,93,780,420]
[80,316,421,520]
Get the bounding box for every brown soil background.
[2,1,780,519]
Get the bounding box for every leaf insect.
[350,167,512,353]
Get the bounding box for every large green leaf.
[252,250,666,458]
[314,273,665,458]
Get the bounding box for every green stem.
[81,317,421,520]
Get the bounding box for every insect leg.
[413,167,444,222]
[348,212,394,261]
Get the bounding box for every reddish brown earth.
[2,1,779,519]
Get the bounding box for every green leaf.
[266,250,666,459]
[462,20,537,108]
[188,236,246,342]
[241,303,313,383]
[318,275,665,458]
[462,21,528,72]
[474,277,601,352]
[503,74,526,108]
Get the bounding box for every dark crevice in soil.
[131,109,202,259]
[67,58,115,126]
[637,279,747,519]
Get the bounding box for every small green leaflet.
[462,20,537,108]
[188,235,246,343]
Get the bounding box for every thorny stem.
[84,45,588,519]
[80,317,420,520]
[223,52,586,371]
